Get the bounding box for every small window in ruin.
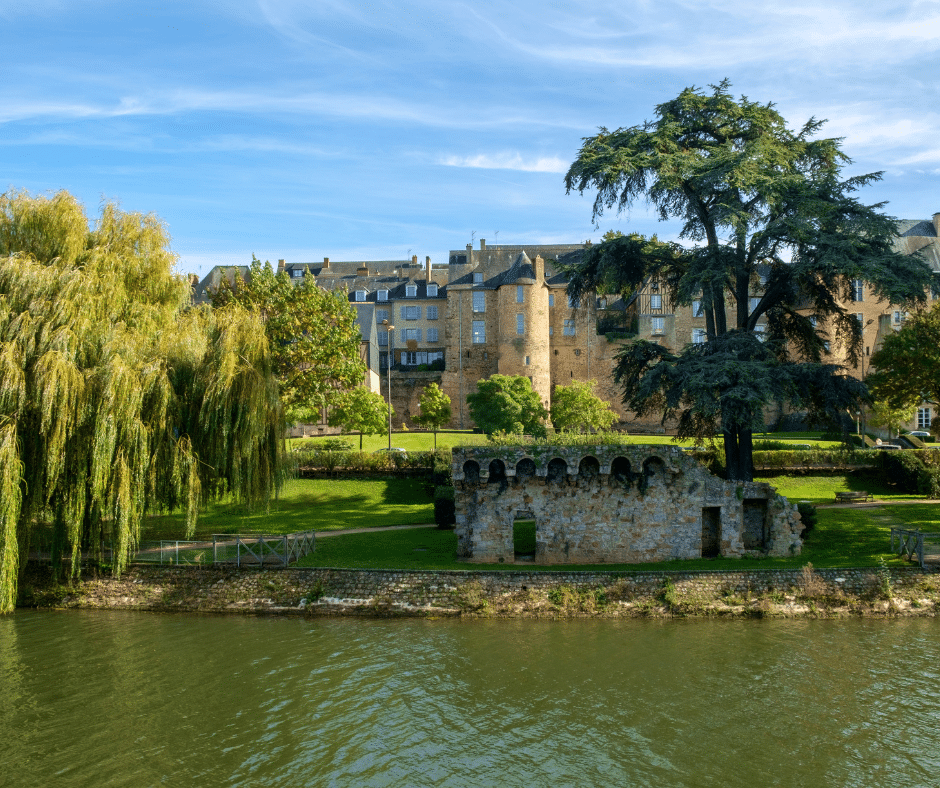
[702,507,721,558]
[516,458,536,480]
[743,499,768,550]
[611,456,631,484]
[547,458,567,483]
[579,456,600,479]
[462,460,480,485]
[488,459,506,484]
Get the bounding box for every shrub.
[797,502,817,536]
[320,438,354,451]
[881,451,926,493]
[918,466,940,498]
[434,486,455,529]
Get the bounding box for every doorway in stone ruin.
[742,499,768,550]
[513,511,537,562]
[701,507,721,558]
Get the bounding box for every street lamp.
[382,319,394,450]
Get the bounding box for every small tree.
[467,375,549,437]
[869,304,940,409]
[327,387,392,450]
[413,383,452,449]
[868,399,917,439]
[551,380,618,433]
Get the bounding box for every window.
[404,351,429,366]
[567,294,576,308]
[427,283,438,297]
[516,313,524,335]
[692,299,704,318]
[754,325,766,343]
[473,291,486,313]
[857,312,865,324]
[823,340,830,353]
[406,285,417,298]
[651,317,665,335]
[516,285,524,304]
[473,272,483,284]
[291,268,304,278]
[429,351,443,363]
[894,311,901,324]
[758,272,768,286]
[749,297,761,314]
[377,289,388,301]
[809,315,817,327]
[377,309,389,322]
[427,327,439,343]
[426,305,438,320]
[650,294,662,310]
[472,321,486,343]
[563,319,576,336]
[403,328,421,341]
[933,284,940,300]
[355,290,366,302]
[852,279,864,302]
[549,294,555,308]
[549,326,554,335]
[378,331,388,346]
[404,306,420,320]
[524,356,530,366]
[692,328,706,344]
[918,408,932,429]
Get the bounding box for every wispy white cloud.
[438,153,568,173]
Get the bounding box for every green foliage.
[0,190,283,612]
[413,383,452,449]
[753,448,880,469]
[868,399,917,438]
[486,430,630,448]
[434,486,455,529]
[797,502,818,535]
[550,379,618,433]
[869,304,940,409]
[320,438,353,452]
[327,387,392,451]
[210,255,365,411]
[880,451,927,493]
[467,375,549,437]
[563,80,935,481]
[917,466,940,498]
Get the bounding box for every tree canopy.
[868,305,940,410]
[413,383,452,449]
[327,386,391,451]
[211,256,365,414]
[563,81,935,480]
[467,375,548,438]
[0,190,283,613]
[550,380,617,433]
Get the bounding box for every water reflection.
[2,613,939,787]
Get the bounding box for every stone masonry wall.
[452,445,803,564]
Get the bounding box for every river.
[2,611,939,787]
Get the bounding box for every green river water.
[2,611,939,787]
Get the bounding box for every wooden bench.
[835,491,872,503]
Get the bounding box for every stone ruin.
[452,445,803,564]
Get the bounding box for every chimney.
[323,257,330,268]
[480,239,486,251]
[426,256,431,282]
[277,259,285,273]
[933,213,940,236]
[412,254,418,264]
[466,243,473,265]
[357,266,369,277]
[534,255,544,283]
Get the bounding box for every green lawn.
[758,472,926,505]
[141,477,434,540]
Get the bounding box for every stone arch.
[579,455,600,479]
[488,459,507,484]
[610,456,631,485]
[546,457,567,484]
[515,457,536,480]
[463,460,480,485]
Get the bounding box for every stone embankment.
[17,563,940,618]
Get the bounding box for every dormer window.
[427,284,438,297]
[473,272,483,284]
[355,290,366,302]
[378,290,388,301]
[406,285,417,298]
[291,269,304,278]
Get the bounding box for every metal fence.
[133,531,316,568]
[890,528,940,569]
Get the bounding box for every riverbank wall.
[17,562,940,618]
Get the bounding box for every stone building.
[452,445,803,564]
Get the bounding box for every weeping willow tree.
[0,189,283,613]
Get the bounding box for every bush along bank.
[15,562,940,619]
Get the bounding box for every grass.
[141,477,434,540]
[757,472,926,505]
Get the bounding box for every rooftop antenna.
[471,230,476,247]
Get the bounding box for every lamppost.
[382,319,394,450]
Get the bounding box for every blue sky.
[3,0,939,277]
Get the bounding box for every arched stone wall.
[452,445,803,565]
